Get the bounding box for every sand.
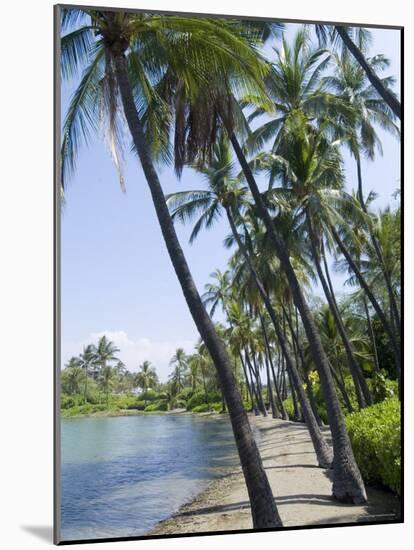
[149,415,400,535]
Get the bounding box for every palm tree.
[100,365,116,407]
[63,357,84,395]
[315,24,401,118]
[168,139,333,467]
[79,344,97,403]
[229,117,368,504]
[326,52,400,342]
[245,30,343,157]
[168,348,189,395]
[135,361,158,404]
[60,7,281,527]
[95,335,120,373]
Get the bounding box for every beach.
[149,415,401,535]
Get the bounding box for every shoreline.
[148,414,401,535]
[61,408,221,419]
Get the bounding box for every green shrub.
[61,403,107,417]
[144,401,168,412]
[139,389,159,402]
[304,374,397,423]
[346,397,401,494]
[282,396,294,419]
[192,403,210,413]
[369,371,397,403]
[176,388,194,402]
[172,399,187,409]
[187,390,221,411]
[126,400,146,411]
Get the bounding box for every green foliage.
[144,401,168,412]
[139,389,159,402]
[173,399,187,409]
[191,403,211,413]
[282,396,294,419]
[61,394,85,409]
[186,390,221,411]
[62,403,107,417]
[176,388,194,401]
[370,370,397,403]
[372,317,397,379]
[346,397,401,494]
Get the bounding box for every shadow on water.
[21,525,53,543]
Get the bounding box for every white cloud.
[62,330,197,382]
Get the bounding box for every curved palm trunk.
[363,297,380,373]
[265,354,278,418]
[282,305,324,426]
[330,224,401,395]
[258,312,282,419]
[226,207,333,468]
[307,216,371,408]
[246,348,267,416]
[240,352,259,415]
[229,133,365,501]
[356,158,401,336]
[335,26,401,119]
[112,50,281,528]
[239,352,258,414]
[270,355,288,420]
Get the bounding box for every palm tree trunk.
[282,305,323,426]
[112,49,281,528]
[363,297,380,373]
[226,206,333,468]
[335,26,401,119]
[356,158,401,336]
[229,132,365,501]
[259,311,281,418]
[246,348,267,416]
[307,216,371,408]
[84,366,88,404]
[239,352,259,415]
[258,312,280,419]
[270,354,288,420]
[330,224,401,396]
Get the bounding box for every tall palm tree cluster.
[60,7,400,528]
[61,336,161,404]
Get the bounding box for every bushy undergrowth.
[283,373,398,424]
[144,401,168,412]
[346,397,401,494]
[186,390,221,411]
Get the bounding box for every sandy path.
[149,415,400,534]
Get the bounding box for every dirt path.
[149,415,400,534]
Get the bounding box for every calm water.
[60,414,242,541]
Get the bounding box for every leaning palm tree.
[168,137,333,467]
[326,51,400,343]
[229,122,368,502]
[314,24,401,118]
[60,7,281,527]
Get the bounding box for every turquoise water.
[60,414,239,541]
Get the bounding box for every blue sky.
[61,21,401,381]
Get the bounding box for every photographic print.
[55,4,402,544]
